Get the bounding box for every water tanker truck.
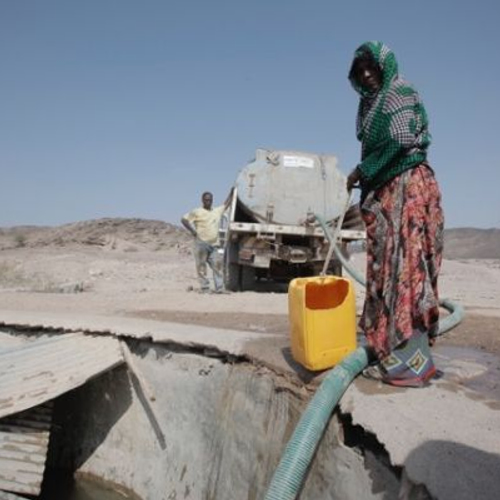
[223,148,365,291]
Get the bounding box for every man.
[181,189,233,293]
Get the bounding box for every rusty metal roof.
[0,403,53,496]
[0,332,124,419]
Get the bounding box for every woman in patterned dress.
[346,41,444,387]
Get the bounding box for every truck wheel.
[240,266,256,291]
[226,263,241,291]
[328,259,343,277]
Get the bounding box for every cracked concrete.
[2,309,500,499]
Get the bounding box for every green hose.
[264,216,464,500]
[264,347,369,500]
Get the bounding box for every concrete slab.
[1,308,500,499]
[340,345,500,500]
[0,309,278,357]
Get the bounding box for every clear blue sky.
[1,0,499,229]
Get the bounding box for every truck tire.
[328,259,343,277]
[240,266,256,291]
[226,263,241,292]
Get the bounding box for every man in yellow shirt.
[181,189,233,293]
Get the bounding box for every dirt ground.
[127,309,500,357]
[0,237,499,361]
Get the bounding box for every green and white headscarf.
[349,41,431,197]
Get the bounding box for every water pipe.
[264,347,368,500]
[264,215,464,500]
[320,193,352,276]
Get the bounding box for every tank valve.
[305,211,316,226]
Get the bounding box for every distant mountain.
[444,228,500,259]
[1,219,498,259]
[0,218,190,251]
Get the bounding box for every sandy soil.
[0,244,499,360]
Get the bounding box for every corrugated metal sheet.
[0,403,53,496]
[0,332,124,419]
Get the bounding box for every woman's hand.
[347,167,361,191]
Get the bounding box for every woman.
[346,41,444,387]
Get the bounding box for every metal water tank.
[235,149,348,225]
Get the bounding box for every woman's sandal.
[361,365,386,381]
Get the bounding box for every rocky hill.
[0,218,190,252]
[443,227,500,259]
[0,219,499,259]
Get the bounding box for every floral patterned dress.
[360,165,444,387]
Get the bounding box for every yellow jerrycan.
[288,276,357,371]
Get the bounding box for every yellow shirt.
[183,205,225,245]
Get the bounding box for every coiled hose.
[264,216,464,500]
